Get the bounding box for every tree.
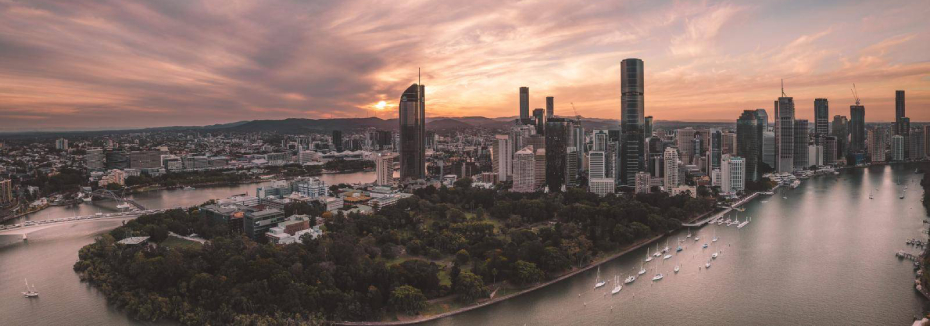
[455,249,471,265]
[454,271,489,303]
[389,285,426,315]
[511,260,543,285]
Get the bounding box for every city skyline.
[0,0,928,131]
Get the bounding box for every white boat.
[116,203,130,210]
[712,228,718,243]
[662,239,670,253]
[653,243,661,257]
[674,265,680,273]
[611,276,622,295]
[663,254,672,260]
[22,279,38,298]
[652,273,664,281]
[790,180,800,189]
[694,236,700,242]
[712,252,718,259]
[737,217,750,229]
[625,275,636,284]
[686,228,692,238]
[705,260,712,268]
[594,266,607,289]
[645,247,653,262]
[638,263,646,275]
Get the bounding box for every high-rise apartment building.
[492,134,513,182]
[375,153,394,186]
[868,129,885,162]
[910,128,925,160]
[332,130,343,152]
[721,154,745,195]
[55,138,68,150]
[707,129,722,171]
[663,147,679,189]
[676,128,697,165]
[533,109,546,135]
[534,148,546,189]
[895,90,906,135]
[755,109,769,131]
[891,135,905,162]
[619,58,645,185]
[519,87,530,122]
[85,148,105,171]
[399,83,426,181]
[589,151,606,179]
[824,136,837,166]
[644,116,654,138]
[513,147,536,193]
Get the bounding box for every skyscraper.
[895,90,906,135]
[891,135,905,162]
[850,104,866,154]
[375,153,394,186]
[519,87,530,122]
[332,130,343,152]
[721,154,745,195]
[707,129,723,171]
[775,95,795,173]
[755,109,769,131]
[832,115,848,160]
[762,131,776,169]
[492,134,513,182]
[824,136,837,166]
[619,58,645,185]
[533,108,546,135]
[794,119,810,169]
[0,179,12,204]
[676,128,697,165]
[534,148,546,189]
[663,147,679,189]
[644,116,654,138]
[546,96,554,118]
[737,111,761,181]
[589,151,606,179]
[512,147,535,193]
[399,83,425,181]
[545,118,571,192]
[869,129,885,162]
[814,98,829,136]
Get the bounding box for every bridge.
[0,207,180,237]
[89,189,147,211]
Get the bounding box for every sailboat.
[674,264,680,273]
[676,237,683,252]
[712,242,719,259]
[703,243,708,248]
[663,239,670,253]
[594,266,607,289]
[22,279,38,298]
[625,274,636,284]
[686,228,692,238]
[712,227,718,243]
[611,276,622,294]
[638,263,647,275]
[645,247,653,262]
[652,264,664,281]
[653,243,661,257]
[705,259,712,269]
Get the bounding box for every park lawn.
[160,236,203,250]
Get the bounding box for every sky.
[0,0,928,131]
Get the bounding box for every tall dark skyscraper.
[619,58,645,185]
[545,118,571,192]
[755,109,768,131]
[895,90,905,135]
[533,108,546,135]
[546,96,554,118]
[814,98,829,136]
[737,110,761,181]
[849,104,866,154]
[399,83,425,181]
[644,116,653,137]
[895,90,909,158]
[832,115,848,159]
[519,87,530,122]
[775,95,795,173]
[793,119,809,169]
[332,130,343,152]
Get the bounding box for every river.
[1,166,928,325]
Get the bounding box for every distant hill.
[426,118,473,130]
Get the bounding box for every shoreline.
[335,233,668,326]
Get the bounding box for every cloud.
[0,0,928,131]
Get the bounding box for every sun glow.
[375,101,387,110]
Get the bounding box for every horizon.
[1,0,928,131]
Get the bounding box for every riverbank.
[335,232,668,326]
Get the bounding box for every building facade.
[399,84,426,181]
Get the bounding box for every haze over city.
[0,0,928,131]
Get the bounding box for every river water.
[1,167,927,325]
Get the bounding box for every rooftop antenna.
[780,79,786,97]
[851,83,861,106]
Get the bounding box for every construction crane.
[570,102,582,127]
[851,83,861,106]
